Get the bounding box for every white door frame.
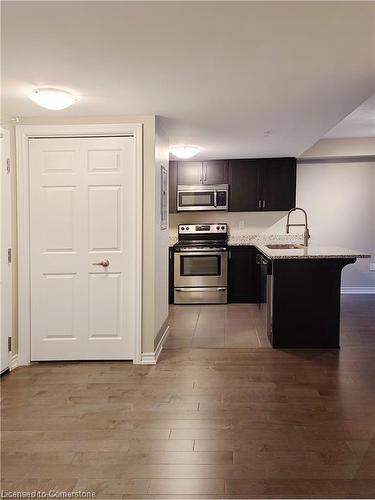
[16,123,143,365]
[1,128,12,372]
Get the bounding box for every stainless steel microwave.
[177,184,229,211]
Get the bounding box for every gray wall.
[296,160,374,287]
[154,119,169,341]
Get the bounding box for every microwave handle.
[214,191,217,208]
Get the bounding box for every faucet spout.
[286,207,311,247]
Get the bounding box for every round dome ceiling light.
[170,145,202,159]
[30,88,78,110]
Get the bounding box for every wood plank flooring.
[1,295,375,499]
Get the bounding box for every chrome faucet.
[286,207,310,247]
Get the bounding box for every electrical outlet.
[370,263,375,272]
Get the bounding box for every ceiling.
[324,94,375,139]
[2,1,374,159]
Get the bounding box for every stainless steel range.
[174,223,228,304]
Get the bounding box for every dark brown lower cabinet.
[228,246,257,303]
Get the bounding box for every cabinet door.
[169,161,178,213]
[228,246,256,303]
[259,158,296,211]
[228,160,259,212]
[203,160,228,185]
[177,161,203,185]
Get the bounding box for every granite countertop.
[255,244,371,260]
[168,231,371,260]
[168,233,304,247]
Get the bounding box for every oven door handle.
[175,287,227,292]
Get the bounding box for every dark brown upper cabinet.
[202,160,228,184]
[229,159,259,212]
[177,160,228,186]
[229,158,296,212]
[171,157,296,213]
[169,161,178,214]
[258,158,296,211]
[177,161,203,185]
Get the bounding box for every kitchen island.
[254,245,370,348]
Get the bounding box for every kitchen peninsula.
[254,244,371,348]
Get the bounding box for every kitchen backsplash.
[169,212,305,246]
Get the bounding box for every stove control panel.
[178,224,227,234]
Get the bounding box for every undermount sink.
[266,244,306,250]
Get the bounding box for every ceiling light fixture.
[30,88,78,110]
[170,145,202,159]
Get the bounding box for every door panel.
[43,150,76,173]
[177,161,203,185]
[29,136,135,360]
[203,160,228,185]
[87,149,121,172]
[259,158,296,211]
[228,246,257,303]
[89,186,122,251]
[43,187,76,252]
[229,160,259,212]
[42,273,77,340]
[89,273,122,339]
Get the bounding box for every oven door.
[174,251,228,287]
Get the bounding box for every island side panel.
[272,258,356,348]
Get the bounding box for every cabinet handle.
[228,250,232,260]
[263,200,266,209]
[204,165,207,182]
[258,200,261,209]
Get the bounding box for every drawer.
[174,287,227,304]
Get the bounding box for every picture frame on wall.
[160,165,168,230]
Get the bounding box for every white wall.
[169,211,290,237]
[296,160,375,287]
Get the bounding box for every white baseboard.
[9,354,19,370]
[140,325,170,365]
[341,287,375,295]
[140,352,158,365]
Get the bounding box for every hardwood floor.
[1,295,375,499]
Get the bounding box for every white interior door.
[1,129,12,373]
[29,136,137,361]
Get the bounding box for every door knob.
[92,259,110,267]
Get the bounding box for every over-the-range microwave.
[177,184,229,211]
